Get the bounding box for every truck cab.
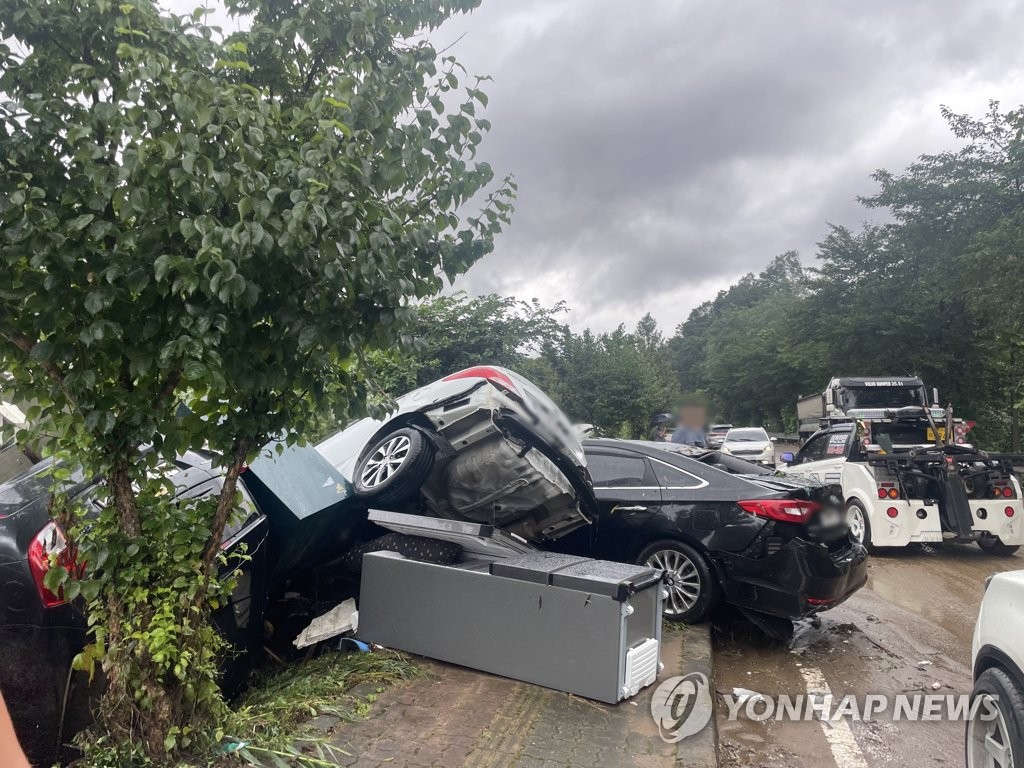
[797,376,936,443]
[780,422,1024,554]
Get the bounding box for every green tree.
[370,292,566,392]
[0,0,511,760]
[669,252,817,430]
[539,318,678,438]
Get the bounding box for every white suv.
[968,570,1024,767]
[316,366,597,543]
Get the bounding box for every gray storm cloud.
[162,0,1024,331]
[440,0,1024,331]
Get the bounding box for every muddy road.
[713,544,1022,767]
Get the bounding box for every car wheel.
[977,534,1021,557]
[353,427,434,506]
[638,540,719,623]
[846,500,876,552]
[966,667,1024,768]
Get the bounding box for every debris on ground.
[293,598,359,649]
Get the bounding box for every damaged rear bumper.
[714,537,869,619]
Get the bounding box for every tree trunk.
[201,438,252,573]
[108,459,142,538]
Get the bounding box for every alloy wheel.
[360,434,411,489]
[967,693,1014,768]
[848,504,866,544]
[646,548,701,618]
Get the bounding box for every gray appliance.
[358,510,665,704]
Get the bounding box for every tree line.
[394,103,1024,451]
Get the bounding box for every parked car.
[720,427,775,465]
[0,443,361,766]
[316,366,598,543]
[548,439,868,625]
[968,570,1024,768]
[706,424,733,449]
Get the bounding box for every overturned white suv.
[316,366,597,543]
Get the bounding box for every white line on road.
[799,666,870,768]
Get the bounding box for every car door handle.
[611,505,648,513]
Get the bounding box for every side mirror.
[932,388,939,406]
[780,452,795,464]
[770,437,778,443]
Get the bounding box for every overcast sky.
[170,0,1024,333]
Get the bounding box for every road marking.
[799,666,869,768]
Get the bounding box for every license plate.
[820,509,843,527]
[926,427,946,441]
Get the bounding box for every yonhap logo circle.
[650,672,713,743]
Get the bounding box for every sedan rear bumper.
[714,537,869,619]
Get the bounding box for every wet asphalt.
[712,542,1021,767]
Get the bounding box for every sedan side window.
[650,459,707,489]
[587,453,650,488]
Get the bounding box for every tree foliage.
[0,0,511,760]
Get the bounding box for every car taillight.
[737,499,820,523]
[1006,507,1016,518]
[442,366,521,397]
[27,521,79,608]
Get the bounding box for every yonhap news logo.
[650,676,1001,743]
[650,672,714,743]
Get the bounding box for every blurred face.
[678,404,706,430]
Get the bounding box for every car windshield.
[844,386,924,409]
[726,429,767,442]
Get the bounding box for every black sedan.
[550,439,868,624]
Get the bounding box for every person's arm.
[0,691,31,768]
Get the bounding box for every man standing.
[671,402,707,447]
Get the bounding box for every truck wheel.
[638,540,720,623]
[353,428,434,506]
[977,534,1021,557]
[846,500,876,552]
[966,667,1024,768]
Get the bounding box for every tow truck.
[781,386,1024,555]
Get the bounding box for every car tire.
[977,534,1021,557]
[638,540,719,623]
[846,500,878,553]
[353,427,434,506]
[965,667,1024,768]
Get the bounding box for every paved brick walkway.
[324,628,715,768]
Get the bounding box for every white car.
[968,570,1024,767]
[720,427,774,465]
[316,366,597,543]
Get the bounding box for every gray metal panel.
[548,559,662,600]
[359,551,640,703]
[488,552,593,584]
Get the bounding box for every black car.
[0,444,364,768]
[550,439,868,624]
[0,453,272,766]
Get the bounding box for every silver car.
[720,427,775,465]
[316,366,597,543]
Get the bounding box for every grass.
[223,649,422,766]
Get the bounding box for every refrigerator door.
[367,509,536,559]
